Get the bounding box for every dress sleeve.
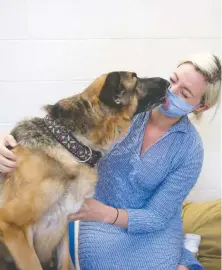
[127,140,204,234]
[179,248,203,270]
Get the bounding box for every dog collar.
[43,115,102,168]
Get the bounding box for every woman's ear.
[195,103,209,113]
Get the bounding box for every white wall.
[0,0,221,201]
[188,107,221,201]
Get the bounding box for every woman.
[0,52,221,270]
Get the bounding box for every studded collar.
[43,114,102,167]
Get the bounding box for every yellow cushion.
[182,199,221,270]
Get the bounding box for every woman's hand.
[0,133,18,173]
[68,198,117,224]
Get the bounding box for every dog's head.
[97,72,169,113]
[45,71,169,148]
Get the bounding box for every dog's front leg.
[1,224,42,270]
[56,228,75,270]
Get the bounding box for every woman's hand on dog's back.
[0,133,18,173]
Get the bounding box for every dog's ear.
[99,72,123,108]
[44,98,91,120]
[44,103,72,118]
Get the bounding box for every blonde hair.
[178,52,221,118]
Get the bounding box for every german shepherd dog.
[0,72,169,270]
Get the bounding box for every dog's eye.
[116,87,125,94]
[119,84,125,91]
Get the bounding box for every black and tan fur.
[0,72,169,270]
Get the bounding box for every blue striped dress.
[78,111,204,270]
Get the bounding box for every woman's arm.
[68,198,128,227]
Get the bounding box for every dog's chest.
[30,166,97,264]
[35,191,82,230]
[32,188,83,263]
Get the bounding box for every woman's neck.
[149,108,182,131]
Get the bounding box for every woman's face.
[169,63,207,106]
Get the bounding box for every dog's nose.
[156,78,170,89]
[165,80,171,89]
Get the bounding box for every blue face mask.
[158,89,200,117]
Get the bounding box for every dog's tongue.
[162,97,169,110]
